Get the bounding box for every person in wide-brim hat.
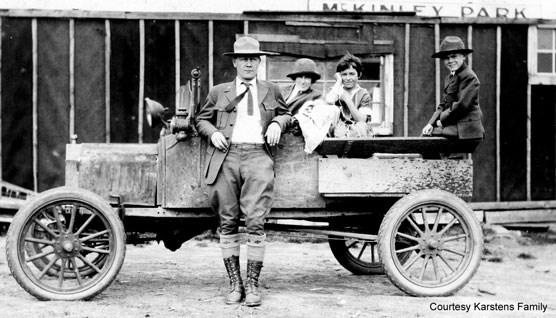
[286,58,321,82]
[422,35,484,141]
[431,36,473,58]
[223,36,278,57]
[281,58,323,116]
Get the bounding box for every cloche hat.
[431,36,473,58]
[223,36,278,57]
[286,58,321,81]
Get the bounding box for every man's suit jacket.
[280,85,323,115]
[427,63,485,139]
[195,79,291,185]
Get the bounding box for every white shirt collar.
[236,77,257,90]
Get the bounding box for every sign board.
[1,0,555,20]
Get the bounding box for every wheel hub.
[55,234,81,257]
[420,233,442,255]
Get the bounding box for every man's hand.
[265,122,282,146]
[422,124,433,136]
[210,131,229,152]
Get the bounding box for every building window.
[537,29,556,74]
[265,54,394,135]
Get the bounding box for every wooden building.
[0,1,555,211]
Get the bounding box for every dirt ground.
[1,228,555,318]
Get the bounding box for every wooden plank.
[138,19,145,143]
[64,143,80,187]
[105,19,111,143]
[157,136,165,206]
[403,23,409,137]
[485,209,556,224]
[526,82,531,201]
[66,143,157,205]
[469,200,556,210]
[163,135,207,208]
[318,137,480,158]
[496,26,501,201]
[32,18,38,192]
[318,158,473,198]
[0,17,2,181]
[208,20,213,89]
[160,133,325,209]
[0,197,27,210]
[467,25,473,69]
[435,24,440,107]
[175,20,180,109]
[69,19,75,140]
[274,134,326,208]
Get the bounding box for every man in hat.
[281,58,323,115]
[195,36,291,306]
[422,36,484,139]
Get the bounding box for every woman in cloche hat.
[422,36,485,140]
[280,58,323,115]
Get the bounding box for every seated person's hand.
[334,72,342,82]
[422,124,433,136]
[265,122,282,146]
[339,91,351,103]
[290,118,301,136]
[436,120,443,128]
[210,131,229,152]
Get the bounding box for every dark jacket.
[195,79,291,185]
[427,63,485,139]
[280,84,323,115]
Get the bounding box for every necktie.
[224,82,253,114]
[243,82,254,116]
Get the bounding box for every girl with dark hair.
[325,52,373,138]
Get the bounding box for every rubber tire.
[378,189,483,297]
[5,187,126,301]
[329,236,383,275]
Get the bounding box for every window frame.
[528,25,556,85]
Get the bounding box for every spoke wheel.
[329,234,383,275]
[378,189,483,296]
[6,187,126,300]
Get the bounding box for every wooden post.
[32,18,38,192]
[496,26,501,202]
[0,18,2,181]
[526,81,531,201]
[467,25,473,69]
[175,20,180,109]
[434,24,440,107]
[403,23,409,137]
[105,19,111,143]
[138,19,145,143]
[208,20,214,89]
[69,19,75,141]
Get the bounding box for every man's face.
[294,75,312,92]
[233,56,261,81]
[442,53,465,72]
[340,66,359,90]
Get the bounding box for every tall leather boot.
[244,259,263,307]
[245,233,266,306]
[223,255,244,304]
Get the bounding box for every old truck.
[5,70,483,301]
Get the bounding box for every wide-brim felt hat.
[431,36,473,58]
[223,36,278,56]
[287,58,321,81]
